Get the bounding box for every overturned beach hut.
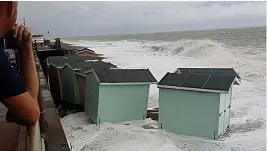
[84,68,157,125]
[60,61,116,105]
[158,68,241,140]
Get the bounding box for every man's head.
[0,2,17,38]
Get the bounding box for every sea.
[61,26,266,151]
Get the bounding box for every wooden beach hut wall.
[48,64,63,104]
[157,68,241,140]
[46,56,69,104]
[46,56,88,103]
[47,55,103,104]
[60,61,116,105]
[76,71,87,106]
[84,68,157,125]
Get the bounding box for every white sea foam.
[61,38,266,151]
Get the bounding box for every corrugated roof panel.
[203,75,236,91]
[124,69,157,83]
[158,73,188,87]
[175,68,240,79]
[94,68,113,83]
[158,72,236,92]
[108,69,130,82]
[94,69,157,83]
[178,68,190,75]
[76,62,116,76]
[189,68,212,75]
[181,74,210,88]
[211,68,241,79]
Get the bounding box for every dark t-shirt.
[0,40,26,100]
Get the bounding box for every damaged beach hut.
[83,68,157,125]
[157,67,241,140]
[60,61,116,105]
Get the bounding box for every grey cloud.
[17,1,266,37]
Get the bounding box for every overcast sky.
[17,1,266,37]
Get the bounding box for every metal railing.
[8,39,70,151]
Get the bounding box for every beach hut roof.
[173,67,241,85]
[86,68,157,84]
[47,55,100,68]
[77,48,95,53]
[158,72,236,94]
[59,60,116,76]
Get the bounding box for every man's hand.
[3,23,40,126]
[12,24,33,50]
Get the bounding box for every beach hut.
[84,68,157,125]
[60,61,116,105]
[46,56,69,104]
[157,68,241,140]
[75,62,117,106]
[46,55,101,104]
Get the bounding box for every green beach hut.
[83,68,157,125]
[46,55,101,104]
[158,68,240,140]
[75,62,117,106]
[60,61,116,105]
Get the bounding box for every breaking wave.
[144,39,235,59]
[63,38,265,82]
[143,39,265,82]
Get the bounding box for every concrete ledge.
[36,56,70,151]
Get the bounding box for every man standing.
[0,1,40,126]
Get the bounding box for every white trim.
[46,58,49,66]
[47,73,50,90]
[85,69,101,83]
[84,70,92,74]
[173,68,180,73]
[234,77,241,85]
[75,72,86,77]
[77,49,95,54]
[92,70,101,83]
[108,68,149,70]
[229,77,236,89]
[50,62,63,69]
[85,60,98,62]
[60,63,74,71]
[157,85,229,94]
[100,82,157,86]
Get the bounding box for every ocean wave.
[144,39,233,58]
[62,39,116,48]
[62,38,265,82]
